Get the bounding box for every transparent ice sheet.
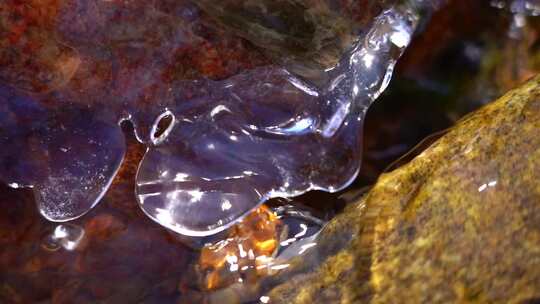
[0,1,439,237]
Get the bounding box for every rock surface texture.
[192,0,397,82]
[264,75,540,303]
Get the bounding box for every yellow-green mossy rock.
[266,75,540,303]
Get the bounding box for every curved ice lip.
[134,7,417,236]
[134,72,362,236]
[0,4,424,237]
[0,91,126,222]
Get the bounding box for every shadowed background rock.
[191,0,398,83]
[262,75,540,303]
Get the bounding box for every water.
[1,0,538,302]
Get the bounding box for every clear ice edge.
[0,2,433,237]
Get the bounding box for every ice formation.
[0,1,440,236]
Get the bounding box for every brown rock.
[265,74,540,303]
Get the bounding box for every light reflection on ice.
[0,1,442,238]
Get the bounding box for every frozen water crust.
[0,1,439,236]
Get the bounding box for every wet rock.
[0,0,266,96]
[264,74,540,303]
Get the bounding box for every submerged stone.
[262,75,540,303]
